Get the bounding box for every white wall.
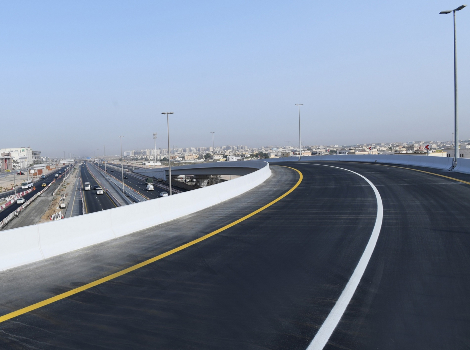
[0,162,271,272]
[267,154,456,171]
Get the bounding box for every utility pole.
[162,112,174,195]
[210,132,215,155]
[119,135,124,194]
[153,133,157,166]
[295,104,303,161]
[440,5,466,167]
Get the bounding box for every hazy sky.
[1,1,469,157]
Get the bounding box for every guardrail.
[0,162,271,271]
[266,154,458,171]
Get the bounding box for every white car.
[16,198,25,204]
[146,183,154,191]
[160,191,168,197]
[96,187,104,195]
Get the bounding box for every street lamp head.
[440,10,452,14]
[161,112,174,115]
[295,103,303,106]
[456,5,466,11]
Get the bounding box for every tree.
[204,153,213,160]
[252,152,269,159]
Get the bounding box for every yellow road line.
[0,166,303,323]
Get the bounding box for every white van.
[21,181,33,189]
[84,182,91,191]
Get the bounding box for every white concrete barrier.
[267,154,454,171]
[453,158,470,174]
[0,162,271,272]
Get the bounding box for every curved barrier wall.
[0,162,271,272]
[267,154,458,171]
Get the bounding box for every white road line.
[307,165,384,350]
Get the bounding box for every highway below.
[80,164,117,213]
[96,163,176,200]
[0,161,469,349]
[0,167,68,225]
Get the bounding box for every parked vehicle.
[160,191,168,197]
[41,175,46,179]
[84,182,91,191]
[146,183,154,191]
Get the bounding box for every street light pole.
[162,112,174,195]
[440,5,466,168]
[153,133,157,166]
[295,104,303,161]
[119,135,124,194]
[210,131,215,156]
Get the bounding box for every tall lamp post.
[295,104,303,161]
[162,112,174,195]
[210,131,215,156]
[153,133,157,166]
[119,135,124,194]
[440,5,466,168]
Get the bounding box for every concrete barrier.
[453,158,470,174]
[0,162,271,272]
[267,154,454,171]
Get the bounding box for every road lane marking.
[0,166,302,324]
[307,165,383,350]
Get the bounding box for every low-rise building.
[0,153,12,171]
[0,147,33,169]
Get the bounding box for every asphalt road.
[5,172,67,230]
[0,162,469,349]
[80,164,117,213]
[97,163,167,199]
[0,167,69,224]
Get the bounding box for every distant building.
[184,154,197,161]
[32,150,41,164]
[281,151,293,157]
[0,153,12,171]
[0,147,33,169]
[445,147,470,159]
[227,155,242,162]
